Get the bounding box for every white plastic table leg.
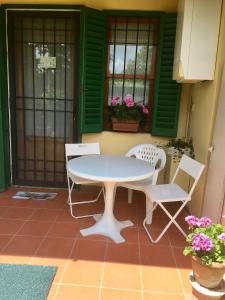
[80,181,134,243]
[145,195,153,225]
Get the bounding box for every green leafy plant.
[183,216,225,265]
[165,138,195,158]
[111,95,149,121]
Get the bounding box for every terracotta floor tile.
[103,262,141,290]
[100,288,142,300]
[105,242,139,264]
[56,209,76,222]
[140,244,176,267]
[0,198,15,206]
[62,259,104,285]
[0,206,10,216]
[138,228,170,246]
[168,230,187,247]
[173,247,192,294]
[29,209,61,221]
[173,247,192,269]
[143,292,185,300]
[30,199,65,210]
[12,199,33,208]
[142,265,183,293]
[0,254,32,264]
[35,237,74,259]
[17,220,52,236]
[119,227,139,244]
[2,207,34,220]
[0,235,13,251]
[2,235,43,256]
[0,219,25,234]
[140,217,170,231]
[71,239,107,261]
[54,285,99,300]
[48,221,80,238]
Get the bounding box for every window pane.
[105,16,159,131]
[108,79,150,105]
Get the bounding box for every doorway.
[8,11,79,187]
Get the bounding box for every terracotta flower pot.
[192,256,225,289]
[111,117,139,132]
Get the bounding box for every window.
[104,16,160,131]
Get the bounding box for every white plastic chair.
[116,144,167,224]
[143,154,205,243]
[65,143,104,219]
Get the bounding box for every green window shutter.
[152,13,181,137]
[79,7,106,133]
[0,7,10,191]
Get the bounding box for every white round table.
[67,155,154,243]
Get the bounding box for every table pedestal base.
[80,213,133,243]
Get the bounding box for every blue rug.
[0,264,57,300]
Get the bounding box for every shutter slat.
[79,7,106,133]
[152,13,181,137]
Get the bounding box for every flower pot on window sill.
[111,118,139,132]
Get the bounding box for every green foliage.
[111,103,145,121]
[165,138,195,158]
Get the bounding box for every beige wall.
[0,0,178,12]
[187,1,225,216]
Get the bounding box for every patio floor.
[0,186,203,300]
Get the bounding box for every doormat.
[0,264,57,300]
[12,191,57,200]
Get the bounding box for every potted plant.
[162,138,194,184]
[165,138,195,158]
[110,95,149,132]
[184,215,225,289]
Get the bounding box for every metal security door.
[8,11,79,187]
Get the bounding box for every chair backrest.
[125,143,166,169]
[172,154,205,197]
[65,143,100,163]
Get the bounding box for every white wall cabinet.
[173,0,222,82]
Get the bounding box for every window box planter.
[111,118,139,132]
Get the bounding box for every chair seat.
[145,183,188,202]
[118,175,153,191]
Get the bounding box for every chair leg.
[143,201,187,243]
[67,179,104,219]
[67,186,104,205]
[128,189,133,204]
[145,195,153,224]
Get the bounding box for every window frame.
[103,11,163,132]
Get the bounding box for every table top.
[67,154,154,182]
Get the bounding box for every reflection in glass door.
[8,12,79,186]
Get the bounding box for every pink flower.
[192,233,214,252]
[185,215,199,227]
[124,95,134,107]
[142,107,149,114]
[197,217,212,228]
[112,96,120,106]
[138,103,149,114]
[218,233,225,241]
